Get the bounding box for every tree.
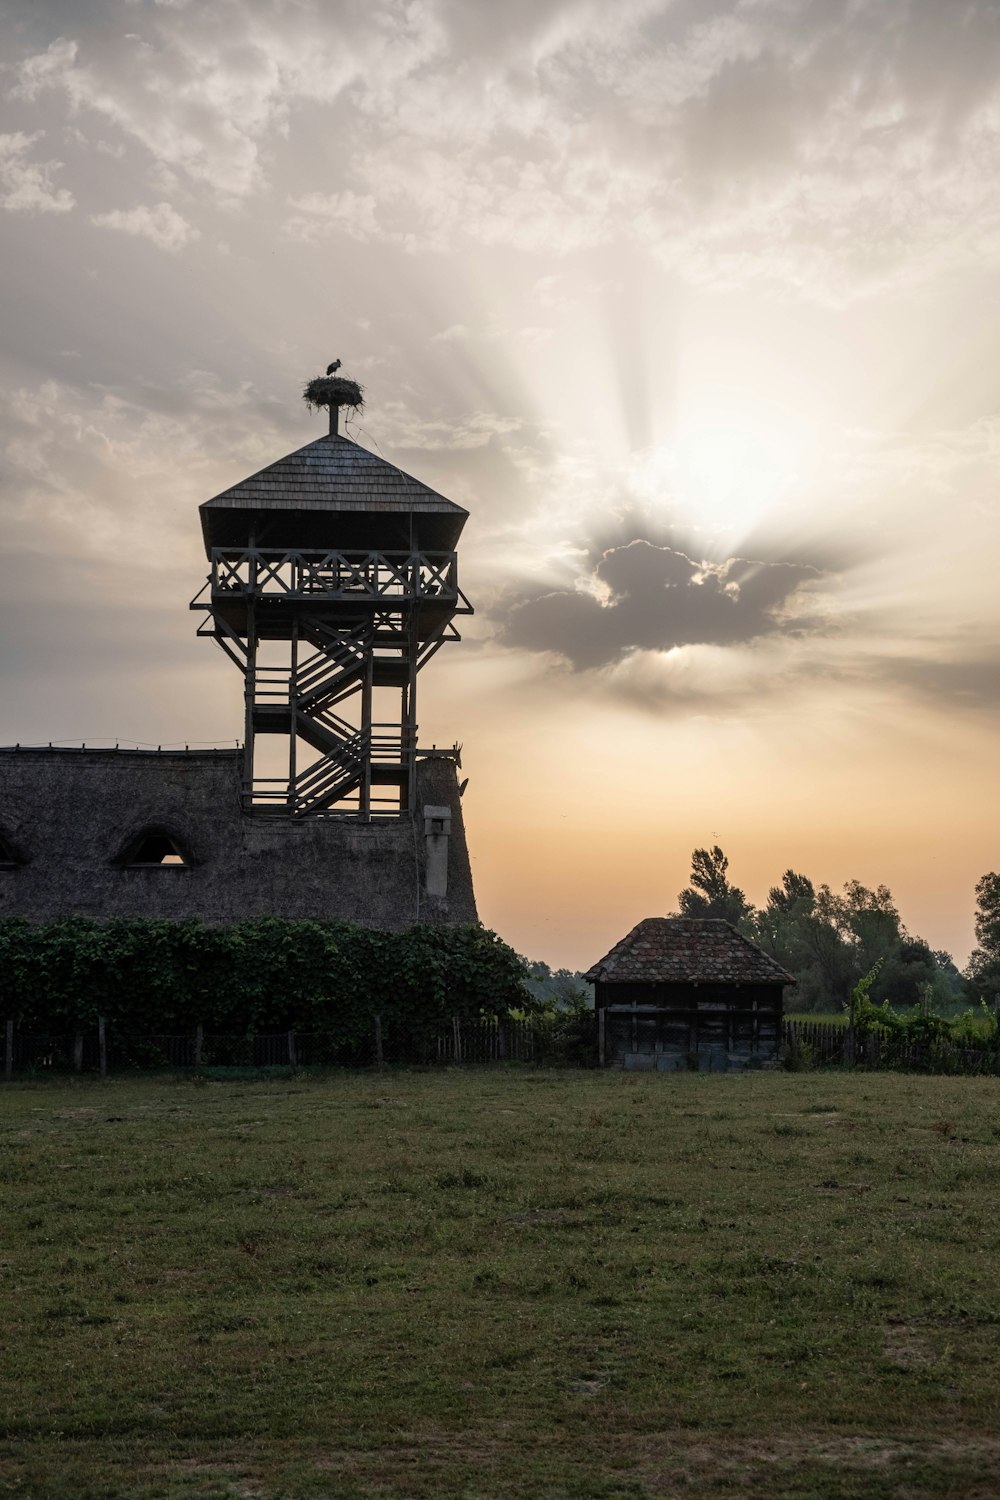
[966,872,1000,1002]
[678,845,752,927]
[974,873,1000,954]
[838,881,901,979]
[789,882,857,1010]
[523,960,593,1010]
[874,937,939,1010]
[753,873,947,1014]
[753,870,848,1011]
[766,869,816,915]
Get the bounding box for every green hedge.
[0,918,533,1039]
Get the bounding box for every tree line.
[676,846,1000,1013]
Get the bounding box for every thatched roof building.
[1,369,479,928]
[585,918,794,1071]
[0,747,474,927]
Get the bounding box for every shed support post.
[598,1005,606,1068]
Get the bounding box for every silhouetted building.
[0,372,477,926]
[585,918,793,1070]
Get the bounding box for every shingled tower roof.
[584,918,796,986]
[199,432,469,555]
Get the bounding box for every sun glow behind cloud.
[2,0,1000,968]
[652,407,809,539]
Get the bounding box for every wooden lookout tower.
[190,367,472,819]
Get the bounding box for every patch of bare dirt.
[282,1425,1000,1499]
[500,1210,570,1226]
[883,1323,937,1369]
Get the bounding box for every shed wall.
[597,981,783,1071]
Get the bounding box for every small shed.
[584,918,795,1071]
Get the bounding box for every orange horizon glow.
[2,3,999,976]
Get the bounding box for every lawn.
[1,1067,999,1498]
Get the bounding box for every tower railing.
[208,549,467,606]
[191,537,468,817]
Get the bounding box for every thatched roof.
[584,918,796,986]
[0,749,477,927]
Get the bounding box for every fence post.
[843,1021,854,1066]
[73,1033,84,1073]
[4,1019,12,1082]
[452,1015,462,1064]
[194,1024,204,1071]
[373,1013,384,1070]
[287,1030,298,1069]
[98,1016,107,1079]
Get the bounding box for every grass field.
[2,1068,1000,1499]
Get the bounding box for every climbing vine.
[0,917,533,1034]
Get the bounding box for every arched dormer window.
[113,826,197,870]
[0,825,27,869]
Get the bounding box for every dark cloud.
[495,537,826,670]
[878,654,1000,714]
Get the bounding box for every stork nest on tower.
[303,375,365,413]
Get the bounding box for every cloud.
[274,0,1000,298]
[0,131,74,214]
[496,537,827,671]
[474,393,1000,716]
[375,404,522,452]
[431,324,471,344]
[0,373,298,565]
[874,651,1000,715]
[10,36,81,104]
[9,11,444,205]
[90,200,198,251]
[284,141,662,256]
[285,190,379,243]
[10,2,1000,295]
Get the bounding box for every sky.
[2,0,999,971]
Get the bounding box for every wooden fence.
[782,1018,849,1066]
[1,1013,564,1078]
[782,1018,1000,1075]
[3,1013,996,1078]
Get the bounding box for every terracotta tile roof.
[584,918,796,986]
